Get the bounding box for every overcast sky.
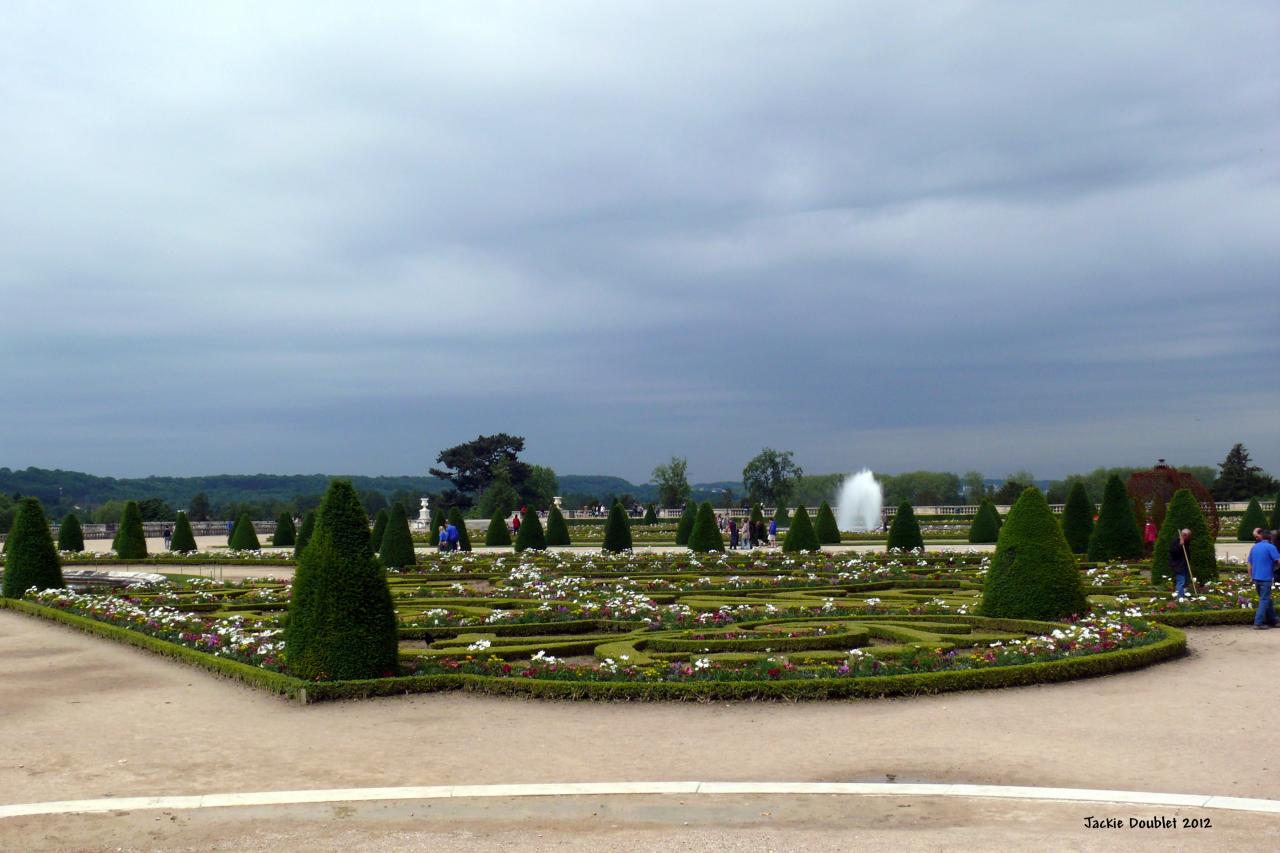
[2,1,1277,483]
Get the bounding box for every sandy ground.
[2,609,1278,850]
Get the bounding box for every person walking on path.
[163,526,172,550]
[728,518,739,550]
[437,524,450,553]
[1143,520,1157,555]
[768,518,778,546]
[1247,528,1279,629]
[1169,528,1193,600]
[445,519,460,552]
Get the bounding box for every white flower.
[466,639,491,652]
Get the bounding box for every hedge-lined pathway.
[3,608,1278,848]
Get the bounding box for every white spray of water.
[836,469,883,532]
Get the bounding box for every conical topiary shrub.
[643,504,658,525]
[272,512,297,547]
[602,501,633,553]
[1060,482,1095,554]
[545,504,571,547]
[57,513,84,553]
[284,480,399,681]
[968,499,1001,544]
[228,512,261,551]
[981,487,1087,620]
[485,510,512,546]
[370,508,389,552]
[514,507,546,552]
[1152,489,1218,586]
[2,498,64,598]
[448,507,472,553]
[116,500,148,559]
[430,508,445,544]
[170,511,197,553]
[1150,492,1167,533]
[675,504,696,546]
[773,504,790,529]
[687,501,725,552]
[1270,493,1280,531]
[750,504,764,524]
[783,505,820,552]
[1087,475,1143,561]
[886,502,924,551]
[295,510,317,559]
[814,501,841,545]
[1238,498,1267,542]
[379,502,417,568]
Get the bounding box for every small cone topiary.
[295,510,317,559]
[57,513,84,553]
[1238,498,1266,542]
[814,501,841,545]
[448,507,472,552]
[284,480,399,681]
[773,504,790,529]
[116,500,148,559]
[514,507,546,552]
[545,504,571,546]
[602,501,633,552]
[273,512,297,547]
[1270,493,1279,531]
[2,498,64,597]
[370,508,389,552]
[886,501,924,551]
[687,501,725,552]
[1060,482,1095,554]
[379,502,417,568]
[675,504,696,546]
[430,508,445,544]
[485,510,512,546]
[783,505,820,552]
[170,511,197,553]
[1150,492,1167,533]
[981,487,1087,620]
[968,499,1001,544]
[228,512,261,551]
[643,504,658,525]
[1152,489,1217,586]
[1087,475,1143,561]
[751,504,765,525]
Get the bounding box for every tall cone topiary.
[1150,492,1167,533]
[886,501,924,551]
[675,504,696,546]
[751,504,765,524]
[1238,498,1266,542]
[2,498,64,598]
[773,504,790,529]
[170,511,197,553]
[284,480,399,681]
[514,507,546,552]
[430,508,445,544]
[57,513,84,553]
[295,510,317,559]
[1270,493,1279,531]
[115,500,148,559]
[1060,482,1095,554]
[687,502,725,552]
[273,512,297,547]
[1152,489,1217,586]
[379,502,417,568]
[228,512,261,551]
[643,504,658,525]
[602,501,633,553]
[369,508,389,552]
[545,504,571,546]
[968,499,1001,544]
[485,510,512,546]
[981,487,1087,620]
[783,505,820,552]
[447,507,472,552]
[1087,475,1143,561]
[814,501,841,545]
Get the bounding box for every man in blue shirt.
[1247,528,1279,629]
[445,521,460,552]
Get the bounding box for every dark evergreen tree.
[2,498,64,597]
[783,505,820,552]
[967,499,1001,544]
[485,510,512,546]
[379,502,418,568]
[115,500,148,559]
[675,503,696,546]
[886,501,924,551]
[981,487,1087,620]
[272,512,297,547]
[369,508,389,552]
[1238,498,1267,542]
[686,501,725,552]
[514,506,546,552]
[1271,493,1280,531]
[294,509,317,559]
[169,511,198,553]
[1060,482,1095,554]
[772,504,790,529]
[1087,475,1144,561]
[57,512,84,553]
[1212,442,1271,500]
[1152,489,1218,586]
[430,507,446,544]
[602,501,633,552]
[643,504,659,525]
[284,480,399,680]
[545,504,571,546]
[1131,496,1147,535]
[447,506,472,552]
[814,501,841,545]
[1150,492,1167,533]
[228,512,261,551]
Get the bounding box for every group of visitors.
[436,519,461,551]
[725,516,778,550]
